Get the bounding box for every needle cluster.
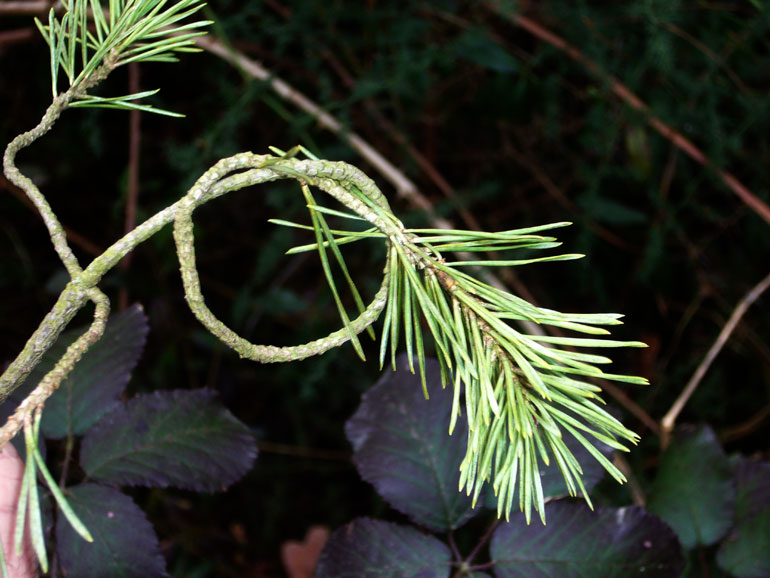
[271,148,647,523]
[35,0,210,114]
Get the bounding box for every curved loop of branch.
[167,151,649,524]
[172,154,400,362]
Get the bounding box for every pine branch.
[1,1,648,546]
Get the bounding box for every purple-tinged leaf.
[26,304,148,438]
[346,354,476,532]
[491,501,684,578]
[80,389,256,491]
[315,518,451,578]
[731,455,770,520]
[716,456,770,578]
[647,424,734,549]
[716,508,770,578]
[56,484,166,578]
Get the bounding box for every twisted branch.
[0,149,401,444]
[1,1,647,526]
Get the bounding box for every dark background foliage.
[1,1,769,576]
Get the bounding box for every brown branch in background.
[661,269,770,448]
[0,28,36,48]
[600,379,660,436]
[721,403,770,445]
[0,1,52,15]
[316,48,544,307]
[659,21,750,95]
[499,133,635,252]
[257,441,349,461]
[118,62,141,311]
[485,4,770,227]
[194,36,448,226]
[319,48,483,232]
[195,35,549,337]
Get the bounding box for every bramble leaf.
[491,501,684,578]
[347,354,477,532]
[716,456,770,578]
[315,518,451,578]
[55,484,166,578]
[717,508,770,578]
[80,389,256,491]
[647,425,734,549]
[730,455,770,520]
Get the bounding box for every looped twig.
[2,143,649,526]
[172,153,396,362]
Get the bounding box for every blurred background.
[1,1,769,576]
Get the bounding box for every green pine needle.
[35,0,209,114]
[266,150,647,524]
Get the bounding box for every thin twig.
[0,1,53,15]
[194,36,448,226]
[446,531,462,564]
[485,5,770,227]
[659,20,750,95]
[0,28,36,47]
[721,403,770,444]
[3,95,85,278]
[256,441,349,461]
[0,288,110,447]
[600,379,660,436]
[660,270,770,447]
[613,453,645,507]
[118,62,141,311]
[319,48,482,231]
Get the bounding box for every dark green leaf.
[578,196,647,225]
[56,484,166,578]
[80,389,256,491]
[346,354,477,532]
[491,501,684,578]
[23,305,148,439]
[315,518,451,578]
[716,508,770,578]
[647,424,734,549]
[731,455,770,521]
[716,456,770,578]
[453,28,517,73]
